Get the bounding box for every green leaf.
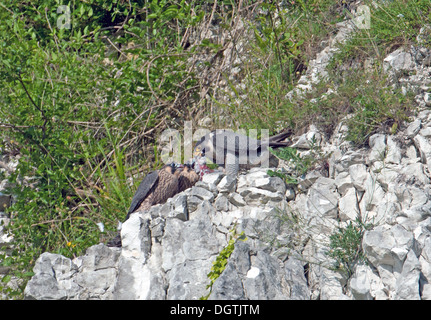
[1,275,11,284]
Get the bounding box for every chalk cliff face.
[22,18,431,300]
[23,107,431,300]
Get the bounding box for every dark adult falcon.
[193,129,292,177]
[107,163,180,247]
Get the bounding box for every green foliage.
[0,0,209,299]
[323,69,415,147]
[327,217,373,277]
[330,0,431,67]
[218,0,346,134]
[270,146,314,177]
[268,138,327,184]
[201,227,247,300]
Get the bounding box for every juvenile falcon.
[177,163,200,192]
[107,163,180,247]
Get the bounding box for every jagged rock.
[386,136,402,165]
[228,192,246,207]
[383,47,416,74]
[414,134,431,166]
[217,175,237,194]
[363,224,416,269]
[394,250,421,300]
[406,119,422,138]
[190,186,215,202]
[24,253,79,300]
[335,171,353,196]
[240,187,284,206]
[284,257,310,300]
[251,176,286,193]
[201,172,224,186]
[209,242,290,300]
[214,194,231,211]
[420,237,431,300]
[338,187,359,221]
[74,244,120,300]
[368,134,387,163]
[24,244,120,300]
[304,177,339,230]
[349,264,379,300]
[349,164,369,192]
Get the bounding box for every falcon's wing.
[195,129,291,165]
[127,170,159,215]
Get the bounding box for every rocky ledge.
[24,106,431,299]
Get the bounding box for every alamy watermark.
[159,121,270,167]
[56,5,71,30]
[352,5,371,30]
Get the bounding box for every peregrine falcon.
[193,129,292,177]
[124,163,180,221]
[178,163,200,192]
[107,163,180,247]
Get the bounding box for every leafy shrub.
[0,0,209,298]
[327,217,373,277]
[201,227,247,300]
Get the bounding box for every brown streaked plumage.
[178,164,199,192]
[126,164,180,220]
[107,163,179,247]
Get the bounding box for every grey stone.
[349,164,369,192]
[284,257,310,300]
[251,176,286,194]
[335,172,353,196]
[349,264,373,300]
[209,242,289,300]
[338,187,359,221]
[228,192,246,207]
[167,258,215,300]
[394,250,421,300]
[414,134,431,166]
[406,119,422,138]
[208,262,246,300]
[24,253,78,300]
[240,187,284,206]
[217,175,237,193]
[363,225,415,269]
[214,194,230,211]
[383,47,416,74]
[305,177,339,222]
[190,186,215,202]
[243,250,289,299]
[368,134,387,163]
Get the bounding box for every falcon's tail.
[268,141,290,148]
[266,129,293,143]
[265,129,293,149]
